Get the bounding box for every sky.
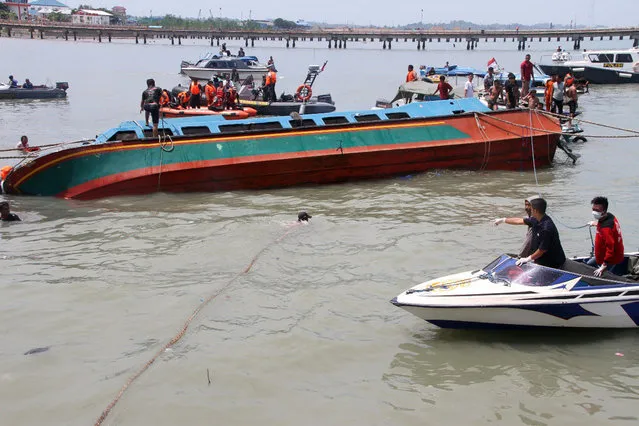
[69,0,638,27]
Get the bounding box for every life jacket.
[227,88,236,104]
[177,91,190,107]
[267,71,276,84]
[406,71,417,82]
[159,91,170,107]
[205,84,216,106]
[215,87,224,107]
[190,81,201,95]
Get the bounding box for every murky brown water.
[1,37,639,425]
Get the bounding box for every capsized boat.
[392,254,639,329]
[0,98,560,200]
[0,82,68,99]
[181,56,268,82]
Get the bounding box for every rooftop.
[75,8,112,16]
[28,0,69,7]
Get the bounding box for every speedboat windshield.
[481,255,579,287]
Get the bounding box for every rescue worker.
[214,82,225,109]
[544,75,556,111]
[406,65,418,82]
[226,84,237,110]
[159,89,171,108]
[265,65,277,102]
[176,90,191,109]
[189,79,201,109]
[205,80,216,108]
[588,196,625,276]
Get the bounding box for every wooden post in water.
[98,32,101,42]
[64,30,68,41]
[135,33,139,44]
[143,34,147,44]
[108,33,111,42]
[40,30,43,39]
[73,31,76,41]
[30,28,33,39]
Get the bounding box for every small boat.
[181,56,268,83]
[375,80,464,108]
[159,107,254,120]
[0,98,560,200]
[538,47,639,84]
[0,82,68,99]
[392,253,639,329]
[238,63,336,116]
[423,65,486,77]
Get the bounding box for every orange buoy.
[220,110,250,120]
[242,107,258,117]
[295,84,313,102]
[1,165,12,181]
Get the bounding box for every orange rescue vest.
[190,82,201,95]
[406,71,417,82]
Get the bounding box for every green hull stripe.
[21,124,468,195]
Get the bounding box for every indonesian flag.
[320,61,328,72]
[487,57,497,68]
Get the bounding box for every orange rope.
[94,223,301,426]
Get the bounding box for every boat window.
[482,255,577,287]
[289,118,317,128]
[144,129,173,138]
[615,53,633,63]
[219,124,249,133]
[322,116,350,125]
[588,53,614,63]
[385,112,410,120]
[107,131,139,142]
[182,126,212,136]
[250,122,283,131]
[354,114,382,122]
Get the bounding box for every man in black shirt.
[517,198,566,269]
[140,78,162,138]
[0,201,21,222]
[504,73,519,109]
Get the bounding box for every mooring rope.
[476,111,639,139]
[94,222,304,426]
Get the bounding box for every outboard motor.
[56,82,69,91]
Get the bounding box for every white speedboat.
[392,253,639,329]
[181,56,269,82]
[539,47,639,84]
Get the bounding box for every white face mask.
[592,211,603,220]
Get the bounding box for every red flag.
[320,61,328,72]
[487,57,497,68]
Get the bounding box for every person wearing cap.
[494,195,541,258]
[504,73,519,109]
[8,75,18,88]
[0,201,21,222]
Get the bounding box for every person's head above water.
[298,211,312,222]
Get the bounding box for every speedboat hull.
[538,64,639,84]
[392,254,639,329]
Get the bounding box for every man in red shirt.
[433,75,453,100]
[520,54,534,97]
[588,196,625,276]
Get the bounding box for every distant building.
[28,0,70,19]
[72,9,112,26]
[4,0,29,20]
[253,19,274,28]
[111,6,126,18]
[295,19,311,28]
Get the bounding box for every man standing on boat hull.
[520,54,534,98]
[140,78,162,138]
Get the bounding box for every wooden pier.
[1,20,638,50]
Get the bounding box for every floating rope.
[94,222,304,426]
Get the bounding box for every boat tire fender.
[572,136,587,143]
[295,84,313,102]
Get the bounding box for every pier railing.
[1,20,637,50]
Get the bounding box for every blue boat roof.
[94,98,491,144]
[29,0,68,6]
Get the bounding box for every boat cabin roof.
[95,98,491,143]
